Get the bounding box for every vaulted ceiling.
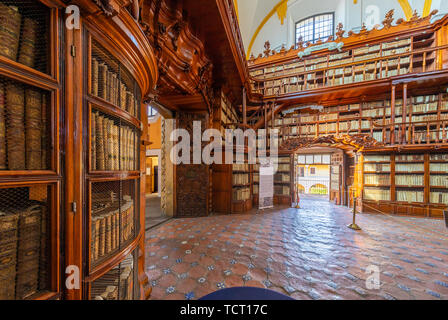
[236,0,445,59]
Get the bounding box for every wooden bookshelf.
[0,0,61,300]
[82,29,144,300]
[274,155,293,205]
[362,152,448,217]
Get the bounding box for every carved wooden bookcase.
[0,0,158,300]
[0,0,62,300]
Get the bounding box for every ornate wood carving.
[140,0,213,103]
[382,9,395,29]
[92,0,117,16]
[280,134,383,152]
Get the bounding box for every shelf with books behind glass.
[81,25,148,300]
[232,146,253,214]
[0,0,62,301]
[86,178,140,276]
[88,38,142,126]
[274,154,292,206]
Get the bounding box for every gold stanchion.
[295,191,300,209]
[348,197,361,231]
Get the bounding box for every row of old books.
[277,164,290,172]
[430,163,448,172]
[91,111,137,171]
[91,253,134,300]
[364,174,390,185]
[0,3,40,69]
[395,163,424,172]
[364,163,390,172]
[91,57,139,118]
[364,188,390,201]
[430,191,448,204]
[430,154,448,161]
[274,185,290,196]
[395,174,424,186]
[430,175,448,188]
[233,187,250,201]
[233,163,249,172]
[396,190,424,203]
[91,195,135,263]
[232,173,249,185]
[0,201,48,300]
[274,174,290,183]
[396,154,424,161]
[0,83,48,170]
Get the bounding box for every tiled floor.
[145,195,448,300]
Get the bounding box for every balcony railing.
[250,44,448,98]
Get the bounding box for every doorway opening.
[145,110,170,230]
[294,147,354,207]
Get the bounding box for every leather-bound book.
[0,211,19,300]
[38,206,48,291]
[0,4,21,61]
[113,124,119,170]
[16,204,42,299]
[98,63,107,100]
[93,216,101,261]
[0,83,6,169]
[111,73,117,106]
[120,82,126,111]
[106,71,112,103]
[106,119,113,170]
[91,112,97,170]
[99,214,106,258]
[6,83,25,170]
[114,209,119,248]
[105,212,111,254]
[18,18,38,68]
[41,93,47,169]
[96,114,105,171]
[125,91,132,113]
[92,58,99,96]
[25,89,42,170]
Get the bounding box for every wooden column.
[391,84,396,145]
[402,84,408,145]
[271,102,275,129]
[243,87,247,125]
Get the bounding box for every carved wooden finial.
[296,36,304,49]
[410,9,420,22]
[263,41,271,57]
[336,23,345,38]
[360,22,367,32]
[382,9,395,28]
[249,53,255,61]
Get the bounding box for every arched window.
[296,13,334,46]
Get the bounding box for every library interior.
[0,0,448,301]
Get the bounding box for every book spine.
[94,217,100,261]
[98,63,107,100]
[41,93,47,169]
[0,82,6,169]
[91,112,97,171]
[6,83,25,170]
[92,58,99,96]
[99,215,106,258]
[25,89,42,170]
[105,213,112,255]
[18,18,38,68]
[96,114,105,171]
[0,4,22,61]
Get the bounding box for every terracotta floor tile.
[146,195,448,300]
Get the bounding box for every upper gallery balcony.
[248,10,448,102]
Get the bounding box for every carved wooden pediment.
[280,134,383,152]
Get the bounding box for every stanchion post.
[348,197,361,231]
